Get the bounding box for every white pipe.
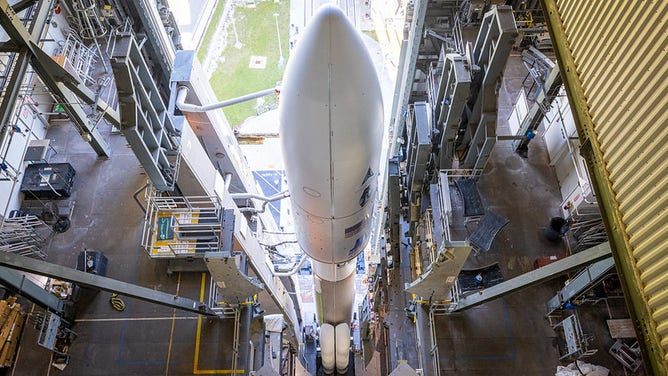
[176,86,278,113]
[223,172,232,191]
[233,191,290,213]
[231,191,289,201]
[272,255,309,277]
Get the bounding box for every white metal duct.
[547,0,668,371]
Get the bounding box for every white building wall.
[541,90,595,217]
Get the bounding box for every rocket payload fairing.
[279,4,383,374]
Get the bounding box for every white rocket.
[279,4,383,374]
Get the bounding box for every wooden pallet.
[0,297,26,367]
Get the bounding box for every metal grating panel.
[547,0,668,372]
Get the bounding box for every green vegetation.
[197,0,226,62]
[198,0,291,127]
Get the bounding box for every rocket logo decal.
[359,167,373,207]
[361,167,373,186]
[345,218,366,238]
[359,186,370,207]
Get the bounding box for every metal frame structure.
[0,215,50,259]
[388,0,429,158]
[397,6,518,264]
[141,195,225,257]
[0,251,216,315]
[54,32,98,87]
[430,53,471,170]
[453,242,611,312]
[0,0,122,158]
[546,257,616,316]
[110,33,181,190]
[554,313,597,360]
[459,6,518,170]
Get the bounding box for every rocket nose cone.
[313,3,347,23]
[282,3,370,99]
[299,4,355,47]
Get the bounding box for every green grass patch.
[197,0,226,62]
[203,1,291,127]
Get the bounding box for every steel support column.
[0,0,47,150]
[55,83,111,157]
[0,48,30,142]
[389,0,429,158]
[0,251,216,315]
[30,44,121,128]
[237,305,253,375]
[7,0,36,13]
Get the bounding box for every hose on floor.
[110,294,126,312]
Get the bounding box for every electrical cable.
[109,294,126,312]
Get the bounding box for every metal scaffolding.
[141,195,225,257]
[53,33,98,86]
[0,215,51,259]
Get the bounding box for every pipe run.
[223,173,233,191]
[232,191,290,213]
[273,254,310,277]
[176,86,279,113]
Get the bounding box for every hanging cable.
[109,294,126,311]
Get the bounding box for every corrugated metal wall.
[545,0,668,372]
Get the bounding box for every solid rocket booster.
[279,4,383,374]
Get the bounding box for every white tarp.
[264,314,285,333]
[389,362,419,376]
[555,361,610,376]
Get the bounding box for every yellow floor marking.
[193,273,244,374]
[76,317,197,322]
[165,272,181,375]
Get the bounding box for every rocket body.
[278,4,383,374]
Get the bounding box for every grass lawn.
[197,0,226,62]
[199,0,291,127]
